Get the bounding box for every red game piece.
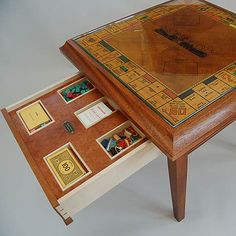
[67,92,74,98]
[117,140,127,149]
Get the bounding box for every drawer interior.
[96,120,145,159]
[6,73,148,199]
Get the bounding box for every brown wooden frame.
[1,0,235,225]
[1,108,74,225]
[60,0,236,222]
[60,40,236,161]
[1,73,153,225]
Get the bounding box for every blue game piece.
[101,139,109,149]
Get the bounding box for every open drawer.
[1,73,162,225]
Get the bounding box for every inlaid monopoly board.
[74,0,236,126]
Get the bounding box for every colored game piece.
[106,138,113,151]
[101,139,109,149]
[115,146,123,153]
[66,92,74,98]
[117,131,126,139]
[61,79,94,102]
[117,140,127,149]
[76,86,81,93]
[113,134,121,141]
[110,147,118,156]
[124,129,132,138]
[127,127,138,136]
[110,139,117,148]
[100,126,141,157]
[131,135,139,143]
[124,138,131,146]
[106,138,117,151]
[109,146,123,156]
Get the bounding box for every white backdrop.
[0,1,236,236]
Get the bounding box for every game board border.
[72,0,236,127]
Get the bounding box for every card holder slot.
[74,96,116,129]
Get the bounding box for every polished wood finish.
[59,0,236,223]
[2,107,75,224]
[168,155,188,221]
[106,6,236,94]
[1,108,58,208]
[60,0,236,160]
[2,0,236,225]
[2,73,147,225]
[60,39,236,161]
[3,74,146,199]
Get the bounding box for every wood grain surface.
[61,39,236,160]
[106,6,236,94]
[168,155,188,221]
[60,0,236,160]
[2,74,146,200]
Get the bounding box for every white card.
[78,102,113,128]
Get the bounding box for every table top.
[61,0,236,159]
[73,0,236,127]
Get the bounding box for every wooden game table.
[61,0,236,221]
[2,0,236,225]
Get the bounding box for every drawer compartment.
[58,76,95,103]
[44,142,92,191]
[97,121,145,159]
[16,99,55,135]
[2,73,162,225]
[74,96,116,128]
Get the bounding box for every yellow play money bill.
[45,147,86,190]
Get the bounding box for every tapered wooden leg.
[168,155,188,222]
